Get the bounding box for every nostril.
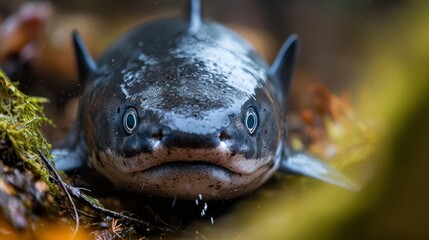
[152,129,163,140]
[219,131,230,141]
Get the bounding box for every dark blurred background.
[0,0,407,90]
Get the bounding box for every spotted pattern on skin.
[102,146,270,175]
[91,149,276,199]
[88,140,283,199]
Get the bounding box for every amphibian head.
[54,0,358,200]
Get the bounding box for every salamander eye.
[123,107,138,134]
[245,107,258,135]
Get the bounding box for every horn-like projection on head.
[270,34,300,97]
[187,0,202,33]
[72,30,97,85]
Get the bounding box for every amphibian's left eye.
[245,107,258,135]
[123,107,138,134]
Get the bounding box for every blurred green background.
[1,0,428,239]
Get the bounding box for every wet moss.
[0,69,55,191]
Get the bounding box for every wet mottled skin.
[53,0,357,201]
[80,19,284,199]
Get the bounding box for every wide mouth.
[142,161,236,174]
[104,148,272,176]
[95,150,276,199]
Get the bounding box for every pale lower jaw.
[139,161,238,175]
[101,147,272,176]
[93,150,275,199]
[111,164,271,200]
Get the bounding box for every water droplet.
[171,197,177,208]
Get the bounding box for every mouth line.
[139,161,241,175]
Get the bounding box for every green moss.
[0,69,55,190]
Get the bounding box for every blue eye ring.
[245,107,258,135]
[123,107,138,134]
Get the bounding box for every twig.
[68,185,175,233]
[38,150,79,240]
[77,209,97,219]
[38,150,175,234]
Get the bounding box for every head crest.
[72,30,97,85]
[270,34,300,96]
[187,0,202,33]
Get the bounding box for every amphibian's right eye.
[123,107,138,134]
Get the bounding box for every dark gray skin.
[54,0,358,200]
